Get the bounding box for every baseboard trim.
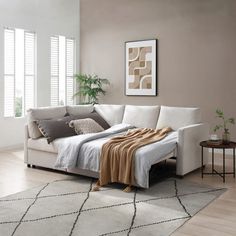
[0,144,24,152]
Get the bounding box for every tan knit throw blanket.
[93,127,172,192]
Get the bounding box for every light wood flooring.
[0,149,235,235]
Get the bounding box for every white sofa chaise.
[24,104,209,184]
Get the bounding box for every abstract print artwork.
[125,39,157,96]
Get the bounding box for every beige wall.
[80,0,236,139]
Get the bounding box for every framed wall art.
[125,39,157,96]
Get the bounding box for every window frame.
[50,35,76,106]
[3,27,37,118]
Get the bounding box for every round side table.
[199,141,236,182]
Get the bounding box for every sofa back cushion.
[122,105,160,129]
[94,104,125,126]
[27,106,67,139]
[66,104,94,116]
[156,106,201,130]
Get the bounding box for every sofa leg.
[27,164,31,168]
[175,175,184,179]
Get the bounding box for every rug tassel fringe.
[123,185,132,193]
[92,180,101,191]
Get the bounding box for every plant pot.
[222,132,230,144]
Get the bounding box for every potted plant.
[73,74,110,104]
[214,109,235,144]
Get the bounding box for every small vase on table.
[222,131,230,145]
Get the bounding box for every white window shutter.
[66,38,75,105]
[4,29,15,117]
[4,28,36,117]
[24,31,36,113]
[50,36,75,106]
[51,36,59,106]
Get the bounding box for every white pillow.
[66,104,94,116]
[69,118,104,134]
[122,105,160,129]
[156,106,201,130]
[27,106,67,139]
[94,104,125,126]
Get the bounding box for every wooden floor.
[0,149,235,235]
[0,149,71,198]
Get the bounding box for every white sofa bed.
[24,104,209,188]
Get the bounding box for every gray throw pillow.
[36,116,76,144]
[69,118,104,134]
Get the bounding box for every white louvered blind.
[4,29,15,117]
[24,31,36,114]
[50,36,75,106]
[4,28,36,117]
[50,36,59,106]
[66,38,75,105]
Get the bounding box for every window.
[4,28,36,117]
[50,36,75,106]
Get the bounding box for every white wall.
[0,0,80,149]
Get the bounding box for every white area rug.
[0,176,225,236]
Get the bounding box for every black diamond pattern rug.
[0,177,225,236]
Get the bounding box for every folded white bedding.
[54,124,133,168]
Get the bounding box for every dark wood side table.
[200,141,236,182]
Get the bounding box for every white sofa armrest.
[177,123,209,176]
[24,124,29,164]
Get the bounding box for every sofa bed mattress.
[54,124,178,188]
[77,131,177,188]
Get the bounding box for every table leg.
[233,148,235,178]
[201,146,204,178]
[223,148,225,183]
[212,148,214,174]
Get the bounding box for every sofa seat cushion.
[27,106,67,139]
[28,138,58,153]
[156,106,201,130]
[122,105,160,129]
[94,104,125,126]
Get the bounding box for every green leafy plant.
[73,74,110,104]
[214,109,235,134]
[15,97,22,117]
